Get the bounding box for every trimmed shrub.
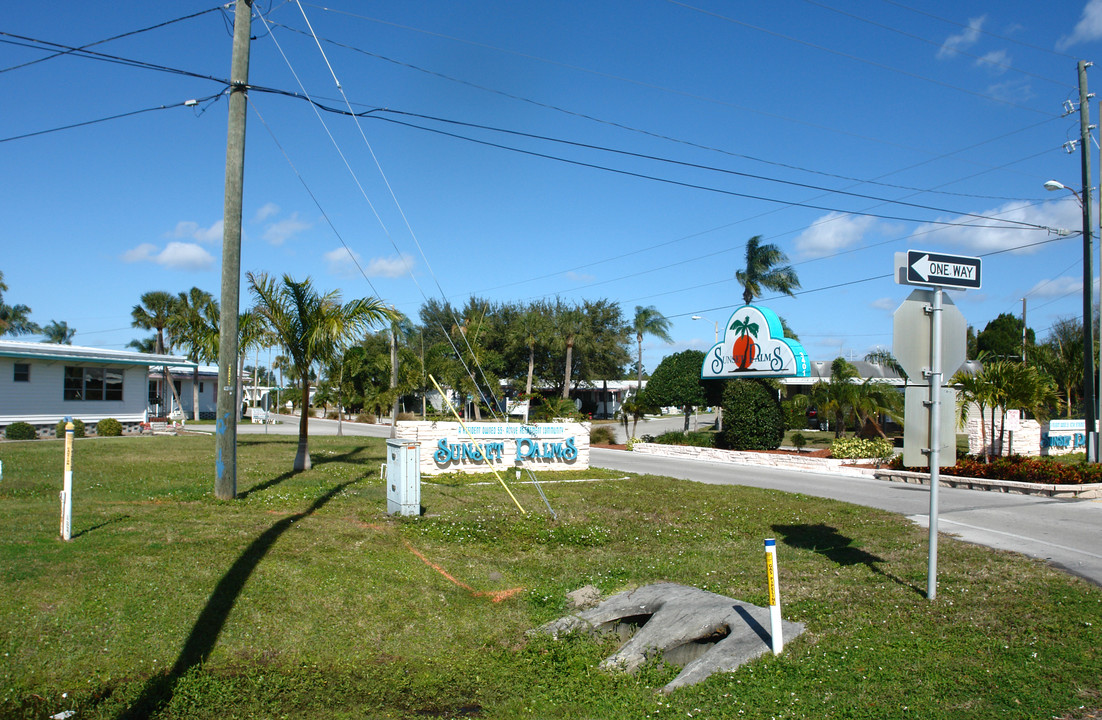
[397,412,417,421]
[791,432,807,453]
[357,413,377,424]
[56,419,85,438]
[831,437,894,460]
[590,426,617,445]
[96,418,123,437]
[5,422,37,440]
[652,430,715,448]
[719,379,784,450]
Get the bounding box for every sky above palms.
[5,1,1102,375]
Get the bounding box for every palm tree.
[169,287,219,421]
[556,303,585,400]
[507,303,551,398]
[248,272,391,471]
[735,235,800,306]
[633,305,673,388]
[0,271,40,337]
[808,357,859,437]
[953,365,993,460]
[40,320,76,344]
[131,290,179,414]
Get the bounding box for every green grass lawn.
[1,435,1099,719]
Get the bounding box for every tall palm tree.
[735,235,800,306]
[507,303,551,398]
[248,272,391,471]
[953,365,993,460]
[633,305,673,388]
[169,287,219,421]
[131,290,179,414]
[557,303,585,400]
[40,320,76,344]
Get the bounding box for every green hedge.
[96,418,123,437]
[5,422,36,440]
[55,419,85,438]
[719,379,784,450]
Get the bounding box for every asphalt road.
[236,415,1102,587]
[590,448,1102,588]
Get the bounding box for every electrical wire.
[0,4,226,74]
[0,93,225,143]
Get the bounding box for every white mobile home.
[0,341,194,436]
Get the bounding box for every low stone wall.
[630,442,877,477]
[873,468,1102,499]
[393,420,590,475]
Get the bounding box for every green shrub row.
[830,437,894,460]
[5,418,125,441]
[649,430,715,448]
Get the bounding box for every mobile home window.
[64,366,124,402]
[13,363,29,382]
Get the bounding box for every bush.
[651,430,715,448]
[357,413,377,424]
[831,437,894,460]
[719,379,784,450]
[590,426,616,445]
[5,422,37,440]
[56,419,85,438]
[96,418,123,437]
[397,412,416,421]
[791,432,807,452]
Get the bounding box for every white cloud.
[254,202,280,223]
[870,297,896,311]
[938,15,985,59]
[167,219,222,244]
[565,270,596,283]
[324,247,363,277]
[121,241,214,271]
[263,213,310,245]
[1027,275,1081,298]
[916,199,1082,254]
[986,78,1034,103]
[122,243,158,263]
[366,253,414,278]
[793,213,878,259]
[1058,0,1102,50]
[975,49,1010,74]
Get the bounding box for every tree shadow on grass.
[236,446,373,500]
[71,514,132,539]
[772,523,924,597]
[115,480,356,719]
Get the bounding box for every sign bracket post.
[926,288,943,601]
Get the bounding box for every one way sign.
[897,250,982,290]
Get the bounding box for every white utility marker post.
[765,538,783,654]
[60,420,74,541]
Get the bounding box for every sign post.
[894,251,977,600]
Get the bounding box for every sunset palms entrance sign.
[701,305,810,379]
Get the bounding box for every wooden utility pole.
[1078,60,1096,462]
[215,0,253,499]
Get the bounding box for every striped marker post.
[60,421,74,541]
[765,538,783,654]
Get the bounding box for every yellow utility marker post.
[60,420,74,541]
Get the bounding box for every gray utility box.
[385,438,421,516]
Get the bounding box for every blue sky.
[4,1,1102,376]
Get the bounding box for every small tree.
[640,350,719,431]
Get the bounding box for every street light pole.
[692,314,722,432]
[691,315,719,343]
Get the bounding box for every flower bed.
[893,454,1102,485]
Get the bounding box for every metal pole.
[214,0,252,499]
[1079,60,1096,462]
[927,287,943,600]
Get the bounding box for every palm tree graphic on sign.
[730,315,759,370]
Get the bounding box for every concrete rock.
[535,582,804,692]
[566,584,602,610]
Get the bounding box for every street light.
[1045,178,1096,460]
[691,315,719,343]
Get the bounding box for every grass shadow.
[71,514,132,539]
[116,480,356,719]
[772,523,924,597]
[236,446,373,500]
